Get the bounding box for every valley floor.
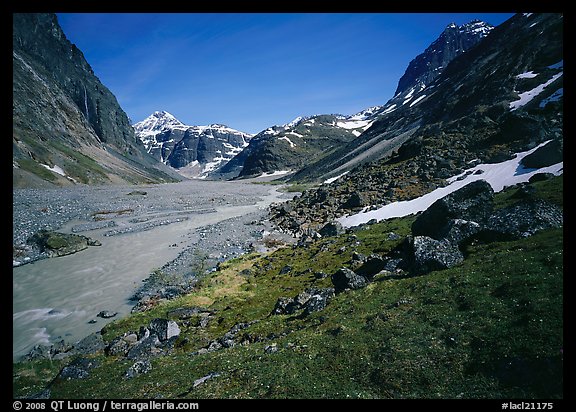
[13,179,292,360]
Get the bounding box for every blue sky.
[57,13,514,134]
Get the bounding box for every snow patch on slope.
[337,141,563,227]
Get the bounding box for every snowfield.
[337,141,563,228]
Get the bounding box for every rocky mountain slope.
[133,111,253,179]
[13,13,180,188]
[215,19,494,181]
[273,13,563,235]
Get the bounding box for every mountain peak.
[394,19,493,96]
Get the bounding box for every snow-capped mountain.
[133,111,253,178]
[394,20,494,98]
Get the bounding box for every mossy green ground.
[13,177,563,399]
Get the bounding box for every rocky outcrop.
[271,288,335,316]
[57,357,100,380]
[331,268,368,293]
[26,230,100,258]
[105,318,181,361]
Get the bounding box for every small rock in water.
[97,311,118,319]
[88,319,97,324]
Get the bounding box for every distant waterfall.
[83,85,89,122]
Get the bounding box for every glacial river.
[13,180,286,361]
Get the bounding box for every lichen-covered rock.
[58,357,99,380]
[148,318,181,342]
[410,236,464,274]
[26,230,96,257]
[331,268,368,293]
[125,360,152,379]
[411,180,494,239]
[271,288,335,316]
[486,199,563,239]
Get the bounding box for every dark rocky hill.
[13,13,180,187]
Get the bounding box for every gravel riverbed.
[13,179,295,360]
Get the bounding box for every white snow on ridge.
[40,164,66,176]
[516,71,538,79]
[287,131,304,138]
[336,119,372,130]
[323,171,349,184]
[510,72,563,111]
[382,104,397,114]
[352,130,362,137]
[409,95,427,107]
[260,170,292,178]
[337,141,563,228]
[278,136,296,148]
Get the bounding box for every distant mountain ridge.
[213,110,378,179]
[13,13,180,187]
[133,111,253,179]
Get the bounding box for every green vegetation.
[13,176,563,399]
[48,140,110,184]
[16,158,58,182]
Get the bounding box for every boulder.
[521,139,563,169]
[355,255,387,279]
[71,332,105,356]
[148,318,180,342]
[124,360,152,379]
[106,332,138,357]
[26,230,92,257]
[410,236,464,274]
[58,357,99,380]
[302,288,335,315]
[126,334,161,360]
[486,199,563,239]
[411,180,494,239]
[271,288,335,316]
[441,219,483,246]
[528,172,556,183]
[340,192,366,210]
[331,268,368,293]
[318,221,345,237]
[97,310,118,319]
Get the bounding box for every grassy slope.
[13,176,563,399]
